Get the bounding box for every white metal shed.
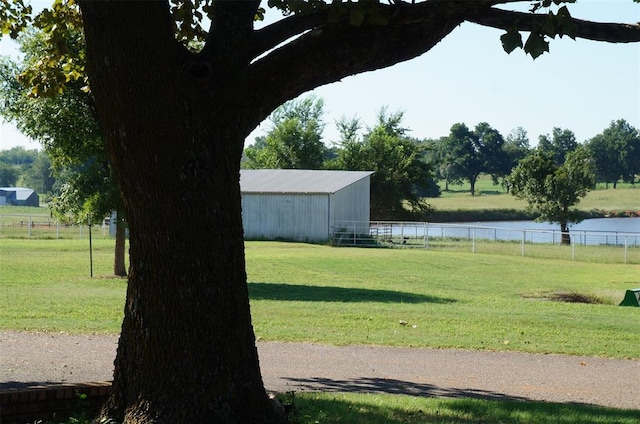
[0,187,39,207]
[240,169,372,242]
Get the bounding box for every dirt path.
[1,331,638,409]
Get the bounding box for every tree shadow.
[248,282,456,304]
[283,376,530,403]
[287,384,640,424]
[1,381,61,390]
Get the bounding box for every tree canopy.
[2,1,639,423]
[436,122,509,196]
[243,95,327,169]
[585,119,640,188]
[537,127,578,165]
[329,109,434,219]
[508,146,596,244]
[0,24,126,275]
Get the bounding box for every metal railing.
[0,214,111,239]
[331,221,640,264]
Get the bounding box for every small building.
[0,187,39,207]
[240,169,372,242]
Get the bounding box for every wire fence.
[0,214,112,239]
[331,220,640,264]
[6,213,640,264]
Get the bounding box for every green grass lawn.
[2,239,638,359]
[287,392,640,424]
[246,242,640,358]
[431,176,640,212]
[4,238,639,423]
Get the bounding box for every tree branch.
[249,1,498,61]
[235,0,640,132]
[242,2,470,124]
[250,10,329,59]
[466,7,640,43]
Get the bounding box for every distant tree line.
[0,147,55,195]
[242,95,640,220]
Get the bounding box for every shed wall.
[329,176,370,224]
[22,192,39,207]
[242,193,329,242]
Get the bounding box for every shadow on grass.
[289,392,640,424]
[283,376,529,403]
[248,282,455,304]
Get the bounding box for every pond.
[471,217,640,233]
[367,218,640,246]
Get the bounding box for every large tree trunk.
[79,3,285,423]
[114,209,127,277]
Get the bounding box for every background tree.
[585,119,640,188]
[0,25,126,276]
[427,135,462,192]
[2,1,639,422]
[330,109,434,219]
[440,122,482,195]
[502,127,531,192]
[0,147,40,187]
[20,150,54,195]
[508,146,596,245]
[0,161,20,186]
[439,122,507,196]
[538,127,578,165]
[243,95,327,169]
[474,122,509,187]
[0,146,38,168]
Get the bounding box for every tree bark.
[560,221,571,246]
[79,2,285,423]
[114,209,126,277]
[470,176,477,197]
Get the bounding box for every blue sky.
[1,0,638,151]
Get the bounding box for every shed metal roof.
[0,187,36,200]
[240,170,373,194]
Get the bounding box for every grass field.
[431,177,640,212]
[2,239,638,359]
[3,238,640,423]
[287,392,640,424]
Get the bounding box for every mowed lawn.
[430,177,640,212]
[1,239,638,359]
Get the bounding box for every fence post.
[521,231,525,256]
[352,221,356,246]
[472,228,476,253]
[424,222,429,250]
[572,239,575,260]
[625,236,628,264]
[28,216,32,238]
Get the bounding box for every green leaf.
[524,32,549,59]
[500,29,523,54]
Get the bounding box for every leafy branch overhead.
[3,0,639,99]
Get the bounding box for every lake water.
[370,218,640,246]
[451,218,640,246]
[473,217,640,233]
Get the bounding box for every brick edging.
[0,381,112,424]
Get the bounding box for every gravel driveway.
[1,331,638,410]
